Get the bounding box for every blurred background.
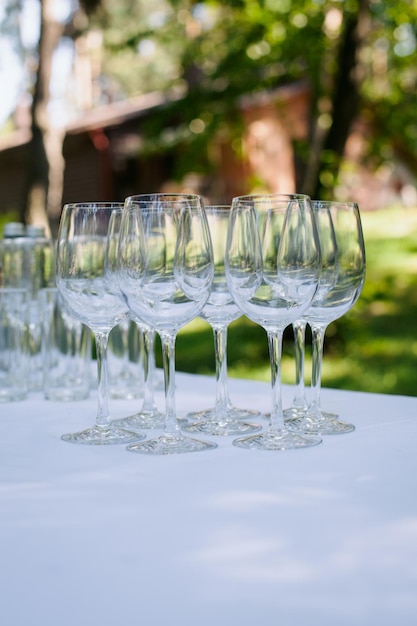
[0,0,416,396]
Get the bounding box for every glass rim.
[233,193,310,202]
[204,204,231,209]
[62,202,125,210]
[311,200,359,208]
[125,192,204,203]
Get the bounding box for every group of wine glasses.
[55,193,366,454]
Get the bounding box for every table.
[1,372,417,626]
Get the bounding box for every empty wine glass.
[56,202,143,445]
[283,319,310,419]
[182,205,261,436]
[112,321,165,430]
[117,193,217,455]
[284,202,339,419]
[108,318,144,400]
[226,194,322,450]
[294,201,366,435]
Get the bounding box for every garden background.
[1,1,416,397]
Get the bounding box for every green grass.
[170,207,417,397]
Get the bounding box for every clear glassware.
[284,203,339,420]
[294,201,366,435]
[108,318,144,400]
[113,321,166,430]
[226,194,322,450]
[0,223,55,391]
[117,193,217,455]
[0,287,29,402]
[55,202,143,445]
[40,287,92,401]
[182,205,261,436]
[283,319,310,419]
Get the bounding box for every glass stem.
[66,322,74,359]
[292,319,307,407]
[267,329,285,432]
[161,331,180,437]
[141,326,157,412]
[120,318,130,375]
[95,331,111,427]
[309,323,327,415]
[212,324,229,422]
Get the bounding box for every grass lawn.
[171,206,417,397]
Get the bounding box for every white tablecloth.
[1,372,417,626]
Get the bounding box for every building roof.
[65,88,185,134]
[0,87,185,151]
[0,81,309,152]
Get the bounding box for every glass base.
[61,423,144,445]
[233,428,322,451]
[182,418,262,436]
[113,409,165,431]
[283,407,339,420]
[187,406,261,421]
[126,433,217,455]
[290,414,355,436]
[110,387,144,400]
[45,388,90,402]
[283,405,309,419]
[0,389,28,402]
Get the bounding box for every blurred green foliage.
[0,211,20,236]
[95,0,417,193]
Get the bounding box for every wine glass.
[117,193,217,455]
[293,201,366,435]
[226,194,322,450]
[108,318,144,400]
[109,208,165,430]
[55,202,144,445]
[284,202,339,420]
[182,205,261,436]
[112,320,165,430]
[283,319,310,418]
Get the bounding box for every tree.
[2,0,417,222]
[96,0,416,199]
[94,0,363,194]
[16,0,102,236]
[303,0,371,198]
[21,0,66,235]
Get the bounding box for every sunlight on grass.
[361,208,417,274]
[361,207,417,239]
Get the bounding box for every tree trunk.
[302,0,370,199]
[20,0,65,238]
